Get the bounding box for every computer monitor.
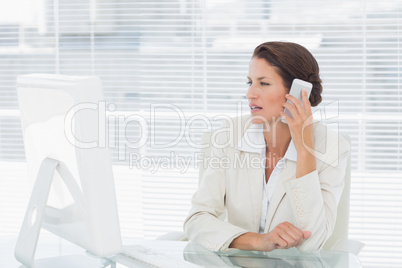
[15,74,122,266]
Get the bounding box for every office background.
[0,0,400,267]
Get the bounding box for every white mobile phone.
[282,78,313,122]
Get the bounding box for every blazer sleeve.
[282,133,351,252]
[183,131,248,252]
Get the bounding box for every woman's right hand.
[256,221,311,251]
[230,222,311,252]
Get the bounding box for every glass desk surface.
[1,235,362,268]
[182,241,361,268]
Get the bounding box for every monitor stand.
[14,158,105,268]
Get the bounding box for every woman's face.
[246,57,288,124]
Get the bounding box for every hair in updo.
[252,41,323,107]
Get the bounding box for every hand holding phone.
[282,78,313,123]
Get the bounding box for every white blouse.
[236,124,298,234]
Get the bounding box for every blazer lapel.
[264,160,296,232]
[246,151,264,232]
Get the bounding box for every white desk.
[1,234,362,268]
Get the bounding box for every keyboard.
[117,244,200,268]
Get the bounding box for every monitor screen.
[17,74,122,257]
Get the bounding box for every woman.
[184,41,350,253]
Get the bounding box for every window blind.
[0,0,401,267]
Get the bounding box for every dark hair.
[252,41,322,106]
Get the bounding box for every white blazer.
[184,115,350,253]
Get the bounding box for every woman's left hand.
[280,89,316,178]
[280,89,314,153]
